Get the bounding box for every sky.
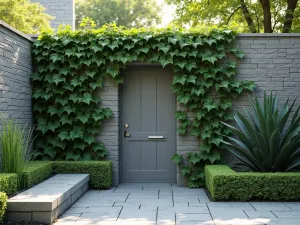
[156,0,175,27]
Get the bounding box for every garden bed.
[205,165,300,201]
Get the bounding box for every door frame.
[119,63,177,183]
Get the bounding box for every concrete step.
[7,174,90,224]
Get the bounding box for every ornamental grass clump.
[222,92,300,172]
[0,118,35,188]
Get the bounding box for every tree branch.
[239,0,257,33]
[282,0,299,33]
[259,0,272,33]
[226,6,242,25]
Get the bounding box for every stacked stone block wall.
[0,21,33,131]
[32,0,75,30]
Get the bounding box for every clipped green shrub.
[0,174,17,195]
[205,165,300,201]
[0,192,7,222]
[23,161,53,188]
[53,161,112,189]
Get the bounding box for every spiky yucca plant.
[222,92,300,172]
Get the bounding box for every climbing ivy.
[31,24,254,185]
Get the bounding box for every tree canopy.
[0,0,53,34]
[75,0,162,29]
[167,0,300,33]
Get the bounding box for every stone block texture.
[0,21,33,133]
[7,174,89,224]
[32,0,75,30]
[98,77,120,186]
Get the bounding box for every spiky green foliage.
[222,93,300,172]
[32,24,254,187]
[0,118,35,188]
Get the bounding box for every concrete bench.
[7,174,89,224]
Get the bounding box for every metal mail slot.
[148,136,164,139]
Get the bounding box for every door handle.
[148,136,164,139]
[124,130,131,137]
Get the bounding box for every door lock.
[124,123,129,128]
[124,130,131,137]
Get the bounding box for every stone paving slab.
[54,183,300,225]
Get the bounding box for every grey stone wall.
[32,0,75,30]
[0,20,33,131]
[176,34,300,185]
[98,78,120,186]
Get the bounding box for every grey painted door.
[121,66,176,182]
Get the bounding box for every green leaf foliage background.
[32,24,254,186]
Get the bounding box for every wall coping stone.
[237,33,300,37]
[0,20,33,42]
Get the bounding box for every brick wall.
[0,21,33,136]
[32,0,75,30]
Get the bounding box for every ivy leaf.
[185,61,197,72]
[159,56,173,68]
[175,111,186,120]
[196,111,205,120]
[69,93,81,103]
[91,45,102,53]
[203,101,218,112]
[63,105,76,115]
[175,60,187,69]
[93,57,105,66]
[82,152,93,161]
[209,136,223,146]
[44,146,56,159]
[58,131,69,142]
[60,114,72,125]
[177,93,190,105]
[93,142,106,152]
[173,74,187,85]
[74,141,86,150]
[77,114,89,124]
[176,126,187,135]
[49,53,62,63]
[31,73,42,82]
[191,87,204,96]
[52,74,66,85]
[102,108,113,119]
[55,97,68,106]
[106,66,119,78]
[181,166,191,176]
[171,154,183,165]
[84,135,95,145]
[66,152,81,161]
[70,128,83,140]
[187,75,197,84]
[89,80,103,90]
[82,93,93,105]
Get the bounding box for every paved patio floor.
[54,183,300,225]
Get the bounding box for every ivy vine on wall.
[31,24,255,187]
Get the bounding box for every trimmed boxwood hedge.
[1,161,112,191]
[205,165,300,201]
[53,161,112,189]
[0,192,7,222]
[0,174,17,195]
[23,161,54,188]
